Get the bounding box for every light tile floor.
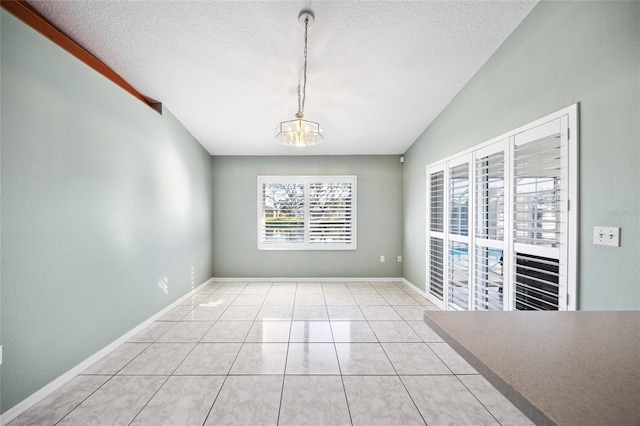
[10,281,533,426]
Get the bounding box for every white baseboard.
[211,277,404,283]
[401,278,428,298]
[1,278,214,426]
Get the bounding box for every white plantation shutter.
[449,241,469,310]
[308,180,354,245]
[260,181,305,246]
[430,171,445,233]
[427,167,445,308]
[448,159,471,310]
[474,144,505,310]
[512,118,565,310]
[426,105,577,312]
[258,176,356,250]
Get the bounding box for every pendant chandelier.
[275,9,324,147]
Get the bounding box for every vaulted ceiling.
[30,1,538,155]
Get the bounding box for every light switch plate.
[593,226,620,247]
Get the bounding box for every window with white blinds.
[258,176,356,250]
[426,104,577,311]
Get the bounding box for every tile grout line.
[276,281,296,426]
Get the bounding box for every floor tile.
[343,376,425,426]
[158,305,192,321]
[383,294,421,305]
[327,305,365,321]
[130,376,224,426]
[218,305,260,321]
[255,305,293,321]
[82,343,149,375]
[331,321,378,342]
[195,285,217,296]
[201,294,236,306]
[334,343,395,375]
[231,294,266,305]
[201,321,252,342]
[57,376,166,425]
[376,287,407,295]
[9,375,109,426]
[359,305,403,320]
[458,375,534,425]
[279,376,351,425]
[401,375,498,425]
[391,305,427,320]
[229,343,288,374]
[409,294,436,306]
[292,305,328,320]
[245,321,291,342]
[212,286,244,295]
[240,284,271,294]
[156,321,213,342]
[368,321,422,342]
[294,294,326,305]
[181,305,225,322]
[322,283,350,295]
[128,322,176,343]
[295,284,324,294]
[204,375,282,426]
[353,294,389,305]
[268,286,296,295]
[174,343,241,375]
[324,294,358,305]
[271,281,297,287]
[285,343,340,375]
[118,343,195,375]
[406,321,444,342]
[347,285,377,295]
[290,321,333,342]
[382,343,451,375]
[427,342,477,374]
[179,294,208,307]
[263,294,295,306]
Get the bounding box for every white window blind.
[258,176,356,250]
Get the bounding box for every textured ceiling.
[30,1,538,156]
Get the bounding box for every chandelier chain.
[297,16,309,117]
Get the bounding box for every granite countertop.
[423,311,640,426]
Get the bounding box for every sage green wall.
[1,11,213,413]
[212,156,403,278]
[403,1,640,310]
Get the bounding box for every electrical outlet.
[397,256,402,263]
[380,255,385,262]
[593,226,620,247]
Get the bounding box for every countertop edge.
[423,312,556,426]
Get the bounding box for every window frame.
[257,175,357,251]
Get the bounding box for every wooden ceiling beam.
[1,0,161,113]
